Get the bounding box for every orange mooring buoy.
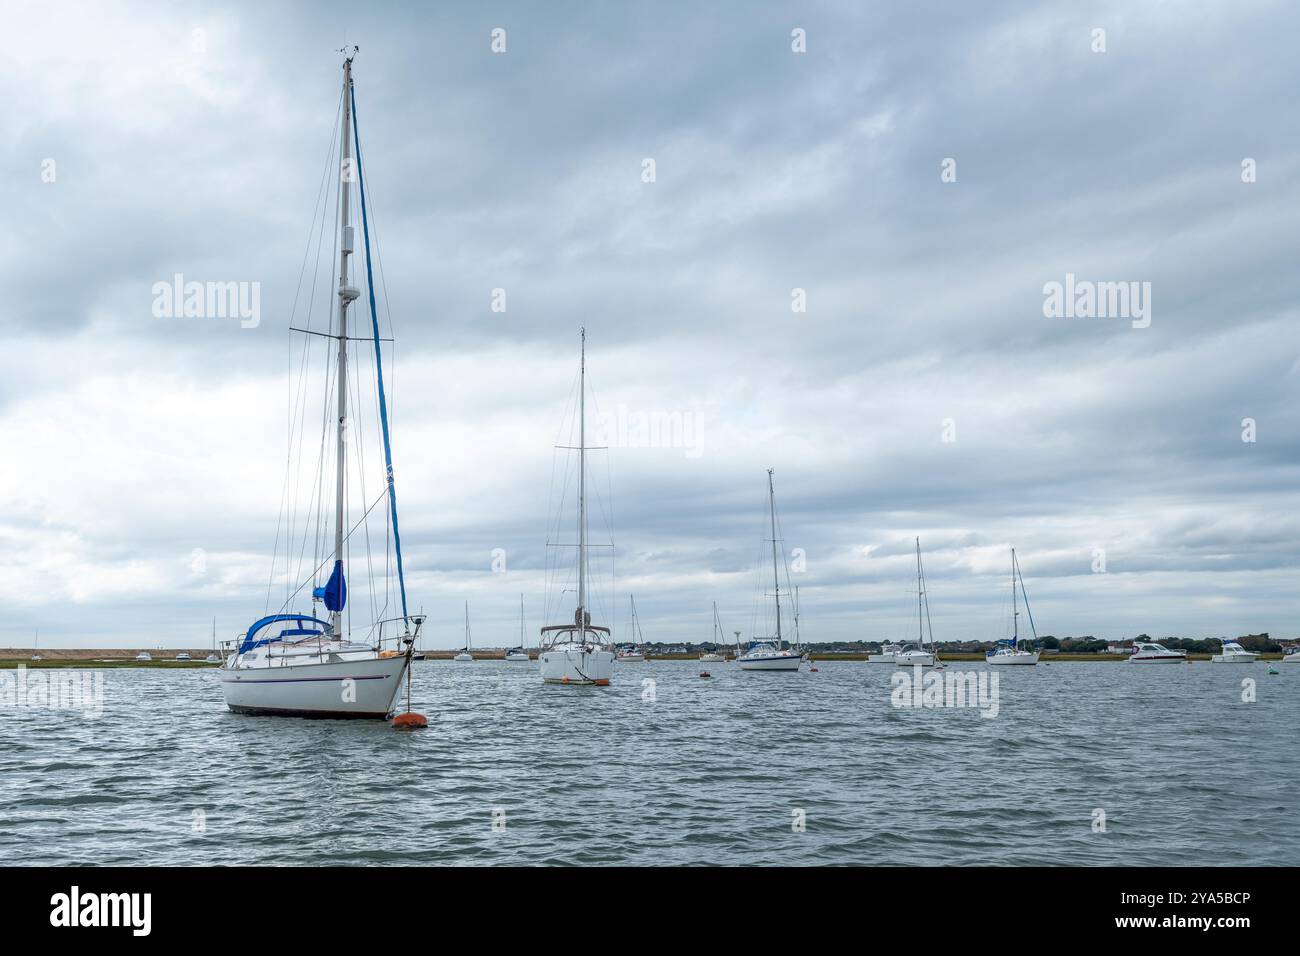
[392,711,428,730]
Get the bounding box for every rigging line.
[351,82,410,623]
[283,93,344,605]
[271,484,392,620]
[266,90,342,614]
[1017,554,1038,641]
[348,333,378,630]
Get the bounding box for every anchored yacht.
[537,330,616,686]
[1126,641,1187,663]
[1211,639,1258,664]
[737,470,802,672]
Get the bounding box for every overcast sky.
[4,0,1299,649]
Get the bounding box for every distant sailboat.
[454,602,474,662]
[218,53,425,718]
[699,603,727,662]
[30,629,41,662]
[538,329,616,685]
[737,469,802,671]
[505,594,530,661]
[205,617,221,663]
[986,548,1040,665]
[617,597,647,661]
[896,538,939,667]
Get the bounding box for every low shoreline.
[0,649,1287,668]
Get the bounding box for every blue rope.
[349,83,410,625]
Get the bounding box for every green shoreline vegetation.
[0,632,1287,667]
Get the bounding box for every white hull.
[738,654,801,671]
[867,654,897,663]
[504,652,530,662]
[453,653,473,662]
[220,653,408,719]
[539,645,615,685]
[895,652,935,667]
[1284,654,1300,664]
[1127,655,1186,663]
[988,651,1039,666]
[699,653,726,663]
[1211,652,1258,663]
[616,654,645,662]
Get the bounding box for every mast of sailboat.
[520,593,525,650]
[576,328,588,640]
[916,537,924,648]
[712,601,720,642]
[464,601,471,651]
[768,468,782,644]
[329,53,359,639]
[1011,547,1019,647]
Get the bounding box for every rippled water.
[1,660,1294,865]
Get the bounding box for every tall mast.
[464,600,470,651]
[576,328,588,634]
[916,537,924,648]
[1011,548,1019,645]
[768,468,782,643]
[520,593,525,649]
[330,54,359,637]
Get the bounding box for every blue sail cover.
[313,559,347,612]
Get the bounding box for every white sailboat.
[896,538,939,667]
[1211,639,1258,664]
[699,602,727,662]
[219,53,425,718]
[30,629,41,662]
[454,602,474,662]
[538,329,616,685]
[505,594,530,661]
[986,548,1040,665]
[738,470,802,671]
[617,596,647,661]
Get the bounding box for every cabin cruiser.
[869,642,904,663]
[1284,646,1300,664]
[1126,641,1187,663]
[135,652,152,662]
[175,652,191,662]
[1211,639,1258,664]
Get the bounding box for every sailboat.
[454,602,475,662]
[737,470,802,671]
[505,594,530,661]
[699,603,727,662]
[538,330,616,685]
[617,596,647,661]
[30,629,41,662]
[219,52,425,718]
[896,538,940,667]
[986,548,1040,665]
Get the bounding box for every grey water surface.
[0,660,1293,865]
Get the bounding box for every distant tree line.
[663,633,1285,654]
